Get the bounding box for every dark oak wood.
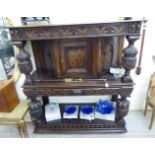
[32,40,54,72]
[121,36,139,82]
[60,39,92,78]
[34,119,126,134]
[9,20,143,41]
[9,20,145,134]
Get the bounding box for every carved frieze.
[24,87,133,97]
[9,21,142,41]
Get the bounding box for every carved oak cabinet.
[9,20,144,133]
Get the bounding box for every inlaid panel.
[60,40,92,78]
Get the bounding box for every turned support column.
[111,95,118,102]
[115,96,130,123]
[28,96,43,123]
[121,36,139,83]
[14,41,43,122]
[14,41,33,82]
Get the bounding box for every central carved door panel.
[60,39,92,78]
[31,37,124,80]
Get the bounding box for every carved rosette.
[115,97,130,123]
[29,97,43,122]
[121,36,139,82]
[15,41,33,81]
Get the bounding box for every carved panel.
[60,40,92,78]
[102,37,113,70]
[32,40,54,71]
[9,21,142,41]
[24,87,133,97]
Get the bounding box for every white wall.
[13,17,155,110]
[129,18,155,110]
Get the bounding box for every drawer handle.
[64,78,83,83]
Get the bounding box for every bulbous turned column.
[14,41,33,82]
[121,36,139,83]
[115,97,130,123]
[29,96,43,123]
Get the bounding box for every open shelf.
[35,102,124,134]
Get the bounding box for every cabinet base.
[34,120,127,134]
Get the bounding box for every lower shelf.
[34,119,126,134]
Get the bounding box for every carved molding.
[15,41,33,76]
[35,123,124,129]
[9,21,142,41]
[24,87,133,97]
[29,98,43,123]
[115,97,130,123]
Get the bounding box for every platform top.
[8,19,147,41]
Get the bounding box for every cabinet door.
[60,40,92,78]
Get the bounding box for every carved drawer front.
[60,40,92,78]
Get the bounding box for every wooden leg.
[17,120,28,138]
[22,120,28,138]
[17,124,24,138]
[144,100,148,116]
[115,96,130,123]
[29,96,42,122]
[42,96,49,105]
[149,109,155,130]
[111,95,118,102]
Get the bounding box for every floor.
[0,110,155,138]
